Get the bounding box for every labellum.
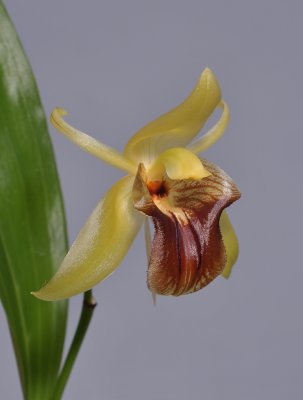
[133,159,241,295]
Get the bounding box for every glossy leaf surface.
[0,3,68,398]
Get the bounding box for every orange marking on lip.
[147,180,167,197]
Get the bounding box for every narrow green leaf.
[0,2,68,399]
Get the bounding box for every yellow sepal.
[32,176,144,300]
[51,108,137,174]
[124,68,221,164]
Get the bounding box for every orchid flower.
[33,68,240,301]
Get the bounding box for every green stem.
[52,290,97,400]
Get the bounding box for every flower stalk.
[52,290,97,400]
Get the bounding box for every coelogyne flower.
[33,68,240,301]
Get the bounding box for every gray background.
[1,0,302,399]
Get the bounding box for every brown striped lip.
[132,159,241,296]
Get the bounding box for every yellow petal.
[188,100,230,154]
[220,211,239,279]
[147,147,211,181]
[51,108,137,175]
[124,68,221,164]
[32,176,143,300]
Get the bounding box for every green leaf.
[0,2,68,399]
